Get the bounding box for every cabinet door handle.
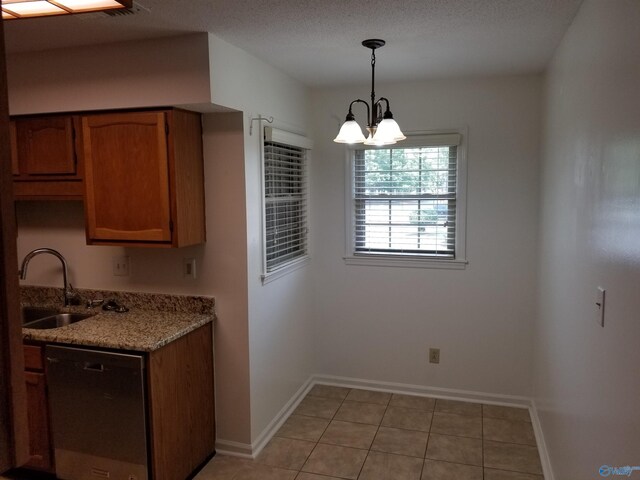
[91,468,110,479]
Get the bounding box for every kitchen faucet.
[19,248,78,307]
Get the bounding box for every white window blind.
[352,134,462,259]
[263,129,310,275]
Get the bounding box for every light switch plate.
[112,256,130,277]
[596,287,605,327]
[183,258,196,279]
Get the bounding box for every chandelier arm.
[375,97,393,122]
[348,99,371,127]
[376,97,390,110]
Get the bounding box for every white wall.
[7,34,211,114]
[200,112,252,448]
[534,1,640,478]
[206,35,315,447]
[310,76,541,397]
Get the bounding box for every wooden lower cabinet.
[147,323,216,480]
[22,323,215,480]
[22,344,54,473]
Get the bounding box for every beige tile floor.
[197,385,544,480]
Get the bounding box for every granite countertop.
[21,286,215,352]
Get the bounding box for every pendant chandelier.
[334,39,405,146]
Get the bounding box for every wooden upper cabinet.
[15,116,78,176]
[11,115,84,199]
[82,109,206,247]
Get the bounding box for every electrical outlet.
[112,256,130,277]
[183,258,196,279]
[429,348,440,364]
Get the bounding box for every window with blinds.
[351,135,462,260]
[263,138,308,274]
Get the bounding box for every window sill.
[343,255,468,270]
[261,256,311,284]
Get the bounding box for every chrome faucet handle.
[86,296,104,309]
[102,299,129,313]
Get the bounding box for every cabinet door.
[24,371,53,472]
[15,116,77,176]
[82,111,172,243]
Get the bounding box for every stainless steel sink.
[22,312,95,329]
[22,306,61,324]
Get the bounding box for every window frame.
[260,126,313,284]
[344,130,468,269]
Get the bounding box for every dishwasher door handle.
[83,362,104,372]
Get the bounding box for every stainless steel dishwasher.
[45,345,149,480]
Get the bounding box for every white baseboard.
[216,376,315,459]
[249,376,315,458]
[313,374,532,407]
[214,439,253,458]
[530,399,554,480]
[215,373,554,480]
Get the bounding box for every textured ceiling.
[3,0,583,87]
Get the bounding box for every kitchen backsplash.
[20,285,215,315]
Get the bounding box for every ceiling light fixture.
[334,39,405,146]
[1,0,131,20]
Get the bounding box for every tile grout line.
[337,388,392,480]
[300,386,351,478]
[482,403,485,480]
[420,398,437,480]
[356,390,391,480]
